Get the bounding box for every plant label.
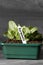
[18,25,27,44]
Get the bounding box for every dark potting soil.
[3,39,42,44]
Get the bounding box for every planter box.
[1,43,42,59]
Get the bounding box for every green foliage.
[3,20,20,40]
[3,20,43,41]
[22,25,43,41]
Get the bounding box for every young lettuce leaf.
[3,20,20,40]
[30,27,38,33]
[8,20,17,31]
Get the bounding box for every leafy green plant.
[3,20,43,42]
[22,25,43,41]
[3,20,20,40]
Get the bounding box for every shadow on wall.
[39,46,43,59]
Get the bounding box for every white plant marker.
[18,24,26,44]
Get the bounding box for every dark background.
[0,0,43,42]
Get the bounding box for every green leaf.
[30,27,38,33]
[28,26,33,30]
[22,26,30,35]
[8,20,17,31]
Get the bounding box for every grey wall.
[0,0,43,11]
[0,0,43,41]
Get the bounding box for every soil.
[5,39,22,43]
[4,39,42,44]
